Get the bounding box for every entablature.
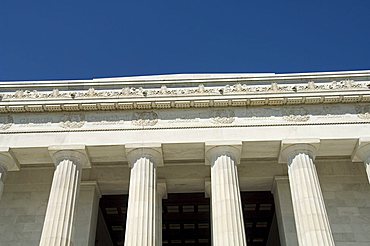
[0,71,370,113]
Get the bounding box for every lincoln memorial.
[0,70,370,246]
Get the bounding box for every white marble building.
[0,70,370,246]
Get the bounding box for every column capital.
[48,145,90,168]
[125,143,164,167]
[157,179,167,199]
[0,147,20,172]
[352,137,370,163]
[278,139,320,164]
[205,141,242,165]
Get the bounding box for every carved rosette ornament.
[59,114,85,129]
[132,111,158,126]
[0,115,13,130]
[211,109,235,124]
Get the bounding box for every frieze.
[211,109,235,124]
[1,80,369,101]
[87,114,129,125]
[0,115,13,130]
[1,104,370,132]
[283,115,310,122]
[168,118,200,123]
[59,114,85,129]
[18,116,53,125]
[282,107,310,122]
[132,111,158,126]
[357,113,370,120]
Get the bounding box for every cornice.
[0,71,369,113]
[0,80,369,113]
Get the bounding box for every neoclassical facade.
[0,71,370,246]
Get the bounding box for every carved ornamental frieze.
[0,72,369,132]
[1,79,369,102]
[358,112,370,120]
[0,115,13,130]
[211,109,235,124]
[0,78,369,113]
[132,111,158,126]
[59,114,85,129]
[0,104,368,133]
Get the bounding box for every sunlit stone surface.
[0,71,369,245]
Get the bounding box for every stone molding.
[278,139,320,164]
[0,93,369,114]
[48,145,91,169]
[125,143,164,167]
[205,141,242,165]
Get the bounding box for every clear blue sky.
[1,0,370,81]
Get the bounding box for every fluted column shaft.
[124,152,159,246]
[40,150,86,246]
[287,150,335,246]
[207,145,247,246]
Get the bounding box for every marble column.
[205,143,247,246]
[0,150,19,201]
[124,145,163,246]
[156,180,167,246]
[352,138,370,184]
[40,148,89,246]
[280,140,335,246]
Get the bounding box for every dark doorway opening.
[162,193,211,245]
[96,191,280,246]
[241,192,280,246]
